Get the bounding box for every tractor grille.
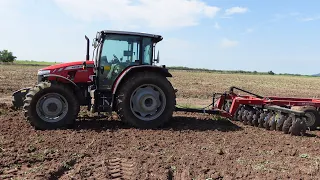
[38,75,43,83]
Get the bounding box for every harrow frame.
[175,86,320,135]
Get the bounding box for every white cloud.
[269,12,301,22]
[214,22,221,30]
[220,38,238,48]
[225,7,248,16]
[53,0,220,30]
[299,16,320,22]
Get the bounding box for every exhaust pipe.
[85,35,90,61]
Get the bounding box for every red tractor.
[13,30,176,130]
[12,30,318,136]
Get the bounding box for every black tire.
[12,88,30,109]
[300,107,319,130]
[116,72,176,129]
[12,95,23,110]
[23,82,79,130]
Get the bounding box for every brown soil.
[1,102,320,179]
[1,65,320,179]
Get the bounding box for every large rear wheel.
[116,72,176,128]
[23,82,79,130]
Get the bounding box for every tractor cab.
[90,30,163,90]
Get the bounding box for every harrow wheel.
[301,107,319,130]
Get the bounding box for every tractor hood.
[37,60,94,76]
[40,61,94,71]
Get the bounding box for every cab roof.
[102,30,163,42]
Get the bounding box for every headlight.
[37,70,51,76]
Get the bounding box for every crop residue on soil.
[1,65,320,179]
[0,103,319,179]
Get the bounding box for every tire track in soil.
[47,158,77,180]
[171,167,191,180]
[107,157,137,180]
[169,166,225,180]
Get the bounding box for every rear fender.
[111,65,172,109]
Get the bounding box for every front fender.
[42,74,79,90]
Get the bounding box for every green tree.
[268,70,275,75]
[0,50,17,62]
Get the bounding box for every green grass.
[14,60,60,66]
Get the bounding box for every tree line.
[167,66,305,76]
[0,50,16,62]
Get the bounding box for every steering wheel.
[112,54,120,63]
[107,63,124,80]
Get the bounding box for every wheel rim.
[304,112,316,127]
[130,84,166,121]
[36,93,69,123]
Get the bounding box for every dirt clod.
[217,148,225,155]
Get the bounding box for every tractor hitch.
[175,106,221,115]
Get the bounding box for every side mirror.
[154,50,160,63]
[93,38,98,48]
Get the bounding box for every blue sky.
[0,0,319,75]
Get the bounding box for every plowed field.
[1,65,320,179]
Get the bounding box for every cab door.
[98,35,141,91]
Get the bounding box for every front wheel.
[23,82,79,130]
[116,72,176,129]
